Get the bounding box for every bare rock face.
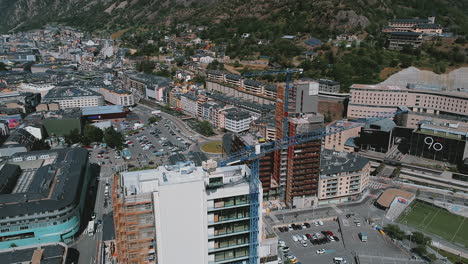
[335,10,370,29]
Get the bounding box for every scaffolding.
[113,173,156,264]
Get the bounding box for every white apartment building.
[113,161,264,264]
[224,110,252,133]
[42,87,104,109]
[100,86,134,106]
[181,93,199,117]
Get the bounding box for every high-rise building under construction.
[274,81,324,208]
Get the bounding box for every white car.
[292,235,299,242]
[318,220,324,226]
[313,221,319,226]
[327,235,335,242]
[278,240,286,247]
[316,249,326,254]
[302,235,308,241]
[301,240,308,247]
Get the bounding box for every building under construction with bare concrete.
[274,81,324,208]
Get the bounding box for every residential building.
[318,79,340,94]
[0,242,71,264]
[387,32,423,50]
[388,18,433,31]
[0,91,41,114]
[347,84,468,128]
[318,150,370,204]
[0,148,91,248]
[100,86,135,106]
[42,87,104,109]
[324,120,362,152]
[181,93,199,117]
[274,81,324,208]
[224,109,252,133]
[123,72,171,101]
[113,161,262,264]
[223,133,278,200]
[0,128,37,157]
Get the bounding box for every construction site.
[112,173,156,264]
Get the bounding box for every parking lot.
[275,214,410,264]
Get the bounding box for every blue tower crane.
[217,107,408,264]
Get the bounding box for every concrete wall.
[154,180,208,264]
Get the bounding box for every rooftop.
[376,188,414,208]
[43,87,101,100]
[0,243,67,264]
[320,149,369,178]
[225,109,251,121]
[120,162,249,195]
[0,148,88,217]
[81,105,124,116]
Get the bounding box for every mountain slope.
[0,0,467,37]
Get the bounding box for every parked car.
[301,240,308,247]
[292,235,299,242]
[304,222,311,228]
[316,249,325,254]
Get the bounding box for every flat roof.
[376,188,414,208]
[0,243,66,264]
[0,148,88,217]
[81,105,124,116]
[43,86,101,99]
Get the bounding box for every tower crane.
[217,107,409,264]
[242,68,304,140]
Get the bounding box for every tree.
[197,121,215,136]
[64,129,82,146]
[103,127,124,149]
[83,125,104,143]
[411,231,431,245]
[411,245,428,256]
[148,116,161,124]
[0,62,7,71]
[384,224,406,240]
[9,243,17,248]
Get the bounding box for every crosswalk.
[83,227,103,235]
[368,181,387,189]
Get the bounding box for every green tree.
[148,116,161,124]
[412,245,428,257]
[197,121,215,136]
[103,127,124,149]
[384,224,406,240]
[83,125,104,143]
[64,129,82,146]
[411,232,431,245]
[0,62,7,71]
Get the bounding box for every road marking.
[331,204,343,214]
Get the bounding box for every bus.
[87,220,95,236]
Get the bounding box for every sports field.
[398,201,468,248]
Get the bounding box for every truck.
[87,220,95,236]
[151,110,161,115]
[359,232,367,242]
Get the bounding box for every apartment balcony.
[208,216,250,225]
[208,243,250,253]
[207,203,250,212]
[209,255,249,264]
[208,229,250,239]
